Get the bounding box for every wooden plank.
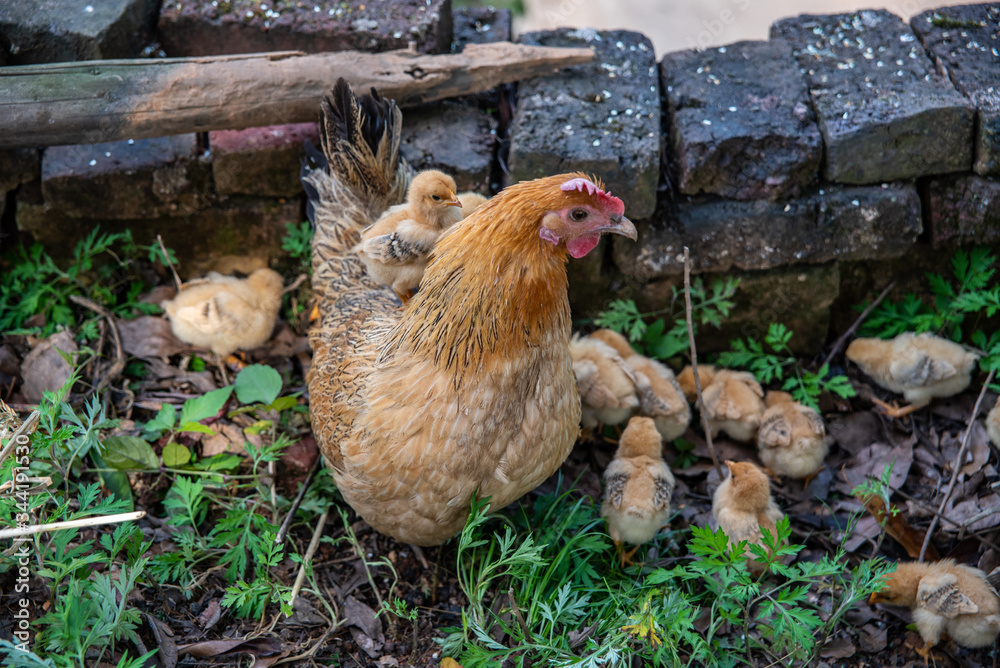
[0,42,593,149]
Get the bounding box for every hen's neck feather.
[380,179,577,385]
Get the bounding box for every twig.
[507,587,534,645]
[275,456,322,544]
[919,370,996,561]
[68,295,125,393]
[0,410,40,468]
[820,280,895,369]
[289,509,329,611]
[0,511,146,539]
[683,247,723,480]
[157,234,182,293]
[282,273,308,295]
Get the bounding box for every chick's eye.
[570,209,588,222]
[431,195,441,201]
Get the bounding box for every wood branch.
[0,42,593,150]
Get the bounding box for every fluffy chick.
[601,416,675,567]
[987,396,1000,448]
[457,191,488,218]
[161,268,283,357]
[757,391,828,481]
[846,332,980,418]
[870,559,1000,659]
[700,369,765,443]
[678,364,717,404]
[712,460,785,576]
[570,335,639,429]
[588,329,691,440]
[356,170,463,302]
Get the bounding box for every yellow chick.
[757,391,828,481]
[678,364,717,404]
[161,268,283,358]
[987,396,999,448]
[587,329,692,441]
[601,416,675,567]
[356,170,463,302]
[846,332,980,418]
[570,334,639,429]
[869,559,1000,660]
[700,369,765,443]
[457,191,489,218]
[712,460,785,576]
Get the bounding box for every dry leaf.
[143,612,177,668]
[946,494,1000,532]
[827,411,881,456]
[858,493,939,560]
[343,595,383,640]
[959,422,991,476]
[198,599,222,631]
[840,442,912,491]
[201,423,248,457]
[859,623,887,653]
[20,330,77,403]
[117,316,187,359]
[178,636,281,659]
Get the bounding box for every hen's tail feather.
[303,78,412,306]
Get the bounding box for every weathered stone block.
[41,136,213,220]
[661,40,822,201]
[158,0,452,57]
[613,182,921,281]
[509,29,661,219]
[926,174,1000,247]
[400,104,496,194]
[0,0,158,64]
[771,10,974,184]
[452,6,511,47]
[0,148,41,192]
[17,194,300,279]
[911,5,1000,176]
[211,123,319,198]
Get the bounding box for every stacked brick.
[0,1,997,348]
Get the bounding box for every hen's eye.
[431,195,441,201]
[570,209,588,222]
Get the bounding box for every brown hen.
[304,80,637,546]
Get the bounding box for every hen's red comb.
[560,177,625,216]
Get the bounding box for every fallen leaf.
[827,411,882,456]
[959,422,991,476]
[117,316,187,359]
[201,423,248,457]
[859,623,887,653]
[840,442,912,492]
[20,330,77,403]
[946,494,1000,532]
[198,599,222,631]
[286,597,325,627]
[343,595,383,640]
[281,435,319,473]
[143,613,177,668]
[858,493,939,560]
[350,627,382,659]
[178,636,281,659]
[819,635,855,659]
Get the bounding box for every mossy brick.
[926,174,1000,247]
[211,123,319,198]
[771,10,974,184]
[661,40,822,201]
[911,4,1000,176]
[0,0,158,64]
[399,104,496,195]
[41,135,213,220]
[452,6,510,47]
[0,149,41,192]
[612,182,920,281]
[157,0,452,57]
[16,194,300,279]
[508,29,661,219]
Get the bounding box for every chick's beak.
[868,592,880,605]
[445,193,462,207]
[600,214,637,241]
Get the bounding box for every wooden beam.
[0,42,593,149]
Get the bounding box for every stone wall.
[1,1,998,352]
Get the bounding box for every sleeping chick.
[570,334,640,429]
[700,369,765,443]
[757,391,828,482]
[587,329,692,440]
[601,416,675,567]
[712,460,785,576]
[356,170,463,302]
[846,332,980,418]
[869,559,1000,660]
[678,364,717,404]
[161,268,283,358]
[987,396,999,448]
[457,191,488,218]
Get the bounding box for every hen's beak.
[600,214,637,241]
[445,192,462,207]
